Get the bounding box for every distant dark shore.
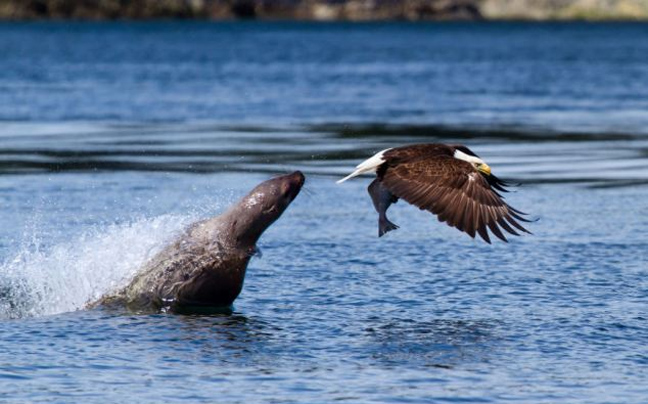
[2,0,648,21]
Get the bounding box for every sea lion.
[91,171,305,312]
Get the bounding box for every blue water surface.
[0,22,647,403]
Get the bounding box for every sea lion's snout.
[230,171,305,247]
[281,171,305,200]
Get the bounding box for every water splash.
[0,214,194,319]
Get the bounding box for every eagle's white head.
[453,148,492,175]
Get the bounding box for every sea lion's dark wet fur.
[91,171,305,312]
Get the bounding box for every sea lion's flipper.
[368,179,399,237]
[250,245,262,258]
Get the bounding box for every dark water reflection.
[363,317,500,368]
[2,122,647,188]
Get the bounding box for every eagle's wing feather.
[379,156,530,243]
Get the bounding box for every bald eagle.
[337,144,531,243]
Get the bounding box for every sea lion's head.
[230,171,305,248]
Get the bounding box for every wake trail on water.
[0,214,196,320]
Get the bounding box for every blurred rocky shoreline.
[1,0,648,21]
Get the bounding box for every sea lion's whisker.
[301,185,316,197]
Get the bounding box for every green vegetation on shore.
[2,0,648,21]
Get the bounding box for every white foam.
[0,214,194,319]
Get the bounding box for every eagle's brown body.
[339,144,531,242]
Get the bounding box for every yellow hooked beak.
[477,163,491,176]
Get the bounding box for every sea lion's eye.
[280,182,293,196]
